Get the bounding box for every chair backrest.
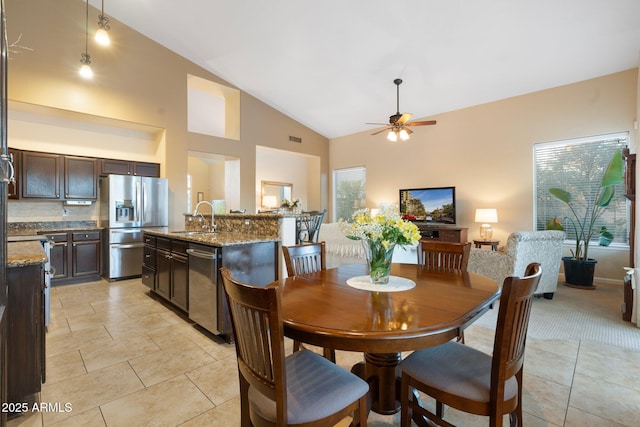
[282,242,326,276]
[417,240,471,271]
[490,262,541,405]
[300,209,327,243]
[219,268,288,422]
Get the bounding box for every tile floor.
[7,278,640,426]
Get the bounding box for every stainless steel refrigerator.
[100,175,168,280]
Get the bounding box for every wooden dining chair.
[220,268,369,427]
[418,240,472,342]
[417,240,471,271]
[399,262,542,427]
[281,242,336,362]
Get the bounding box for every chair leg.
[239,374,251,427]
[354,395,368,427]
[436,401,444,418]
[323,347,337,363]
[293,340,303,352]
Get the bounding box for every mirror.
[261,181,292,209]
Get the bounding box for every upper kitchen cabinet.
[99,158,160,178]
[21,151,62,199]
[64,156,98,200]
[8,147,20,199]
[20,151,98,200]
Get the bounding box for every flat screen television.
[399,187,456,224]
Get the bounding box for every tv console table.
[415,223,468,243]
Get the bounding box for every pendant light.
[79,0,93,79]
[95,0,110,46]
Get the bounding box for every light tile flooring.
[7,278,640,426]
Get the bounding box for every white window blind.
[534,132,629,245]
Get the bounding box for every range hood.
[64,200,93,206]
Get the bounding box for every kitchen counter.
[8,220,101,236]
[143,228,279,246]
[7,241,47,268]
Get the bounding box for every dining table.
[278,262,500,416]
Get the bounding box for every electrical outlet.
[244,219,250,225]
[62,207,69,217]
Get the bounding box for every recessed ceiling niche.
[187,74,240,140]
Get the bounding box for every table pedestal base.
[351,352,402,415]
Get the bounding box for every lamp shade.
[475,208,498,224]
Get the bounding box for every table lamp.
[475,208,498,240]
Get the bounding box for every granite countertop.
[143,228,279,246]
[7,241,47,268]
[8,221,102,236]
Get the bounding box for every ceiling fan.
[367,78,436,141]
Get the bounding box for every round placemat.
[346,275,416,292]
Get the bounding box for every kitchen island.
[142,227,279,342]
[6,240,48,416]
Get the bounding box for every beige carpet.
[472,281,640,351]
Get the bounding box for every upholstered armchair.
[467,230,565,299]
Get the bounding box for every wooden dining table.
[278,262,500,415]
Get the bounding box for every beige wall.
[330,69,638,283]
[5,0,330,230]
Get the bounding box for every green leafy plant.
[547,149,624,260]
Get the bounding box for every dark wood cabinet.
[133,162,160,177]
[416,224,468,243]
[100,158,132,176]
[71,231,101,277]
[21,151,61,199]
[39,230,101,285]
[100,158,160,178]
[142,235,157,290]
[8,147,19,199]
[18,151,98,200]
[154,237,188,310]
[64,156,98,200]
[7,263,45,408]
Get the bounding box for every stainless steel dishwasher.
[187,243,222,335]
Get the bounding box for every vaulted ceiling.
[90,0,640,139]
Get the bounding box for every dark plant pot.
[563,256,597,288]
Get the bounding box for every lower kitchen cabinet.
[39,230,101,285]
[142,235,157,290]
[7,263,45,410]
[155,237,189,311]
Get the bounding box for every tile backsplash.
[8,200,99,223]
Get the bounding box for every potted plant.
[546,149,624,287]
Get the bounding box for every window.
[333,166,366,221]
[534,132,629,245]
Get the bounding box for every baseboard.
[558,273,623,287]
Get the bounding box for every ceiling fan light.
[387,130,398,142]
[79,63,93,79]
[399,129,410,141]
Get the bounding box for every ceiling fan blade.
[407,120,437,126]
[397,113,412,124]
[371,127,391,136]
[404,127,414,135]
[366,122,389,126]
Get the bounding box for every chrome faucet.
[193,201,216,232]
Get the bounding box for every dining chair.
[418,240,472,342]
[220,268,369,427]
[399,262,542,427]
[417,240,471,271]
[296,209,326,243]
[281,242,336,362]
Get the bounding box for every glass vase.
[362,239,396,284]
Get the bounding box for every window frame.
[533,132,630,247]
